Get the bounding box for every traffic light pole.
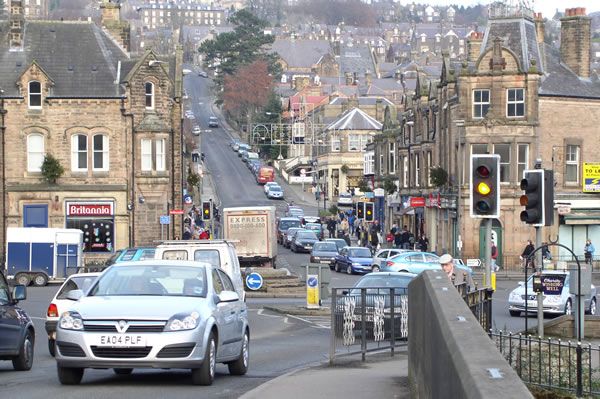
[536,225,544,338]
[484,219,492,287]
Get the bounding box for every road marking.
[285,314,330,329]
[257,309,283,318]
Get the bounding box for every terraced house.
[0,0,184,264]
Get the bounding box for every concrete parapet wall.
[408,270,533,399]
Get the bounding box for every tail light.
[386,261,394,267]
[47,303,59,318]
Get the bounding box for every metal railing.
[489,331,600,396]
[457,284,493,332]
[329,287,408,364]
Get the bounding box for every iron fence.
[457,284,494,332]
[489,331,600,396]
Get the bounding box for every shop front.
[65,201,115,254]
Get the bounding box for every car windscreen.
[89,265,207,297]
[269,187,282,192]
[349,248,372,258]
[297,231,318,240]
[314,243,337,252]
[279,220,301,230]
[57,276,98,299]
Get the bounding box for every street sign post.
[306,274,320,309]
[245,272,263,291]
[159,215,170,240]
[466,258,482,267]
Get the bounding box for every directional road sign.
[159,215,170,225]
[245,272,263,291]
[466,258,482,267]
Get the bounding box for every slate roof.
[270,39,331,69]
[339,44,377,76]
[326,107,383,131]
[330,96,394,106]
[0,21,129,98]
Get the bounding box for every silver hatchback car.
[55,260,249,386]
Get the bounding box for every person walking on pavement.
[491,243,499,272]
[327,217,337,239]
[400,226,410,249]
[520,240,535,270]
[417,235,429,252]
[348,213,356,235]
[393,229,402,249]
[585,239,595,265]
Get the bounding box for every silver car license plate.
[97,335,146,347]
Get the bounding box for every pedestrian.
[348,213,355,235]
[520,240,535,270]
[408,232,415,250]
[491,243,499,272]
[182,227,192,240]
[394,229,402,248]
[440,254,474,291]
[400,226,410,249]
[585,239,595,265]
[417,235,429,252]
[542,242,552,261]
[327,218,337,238]
[340,218,349,236]
[370,224,380,253]
[199,229,210,240]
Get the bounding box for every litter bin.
[304,264,331,305]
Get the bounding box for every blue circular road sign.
[245,272,263,291]
[307,276,318,288]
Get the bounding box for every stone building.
[0,0,183,264]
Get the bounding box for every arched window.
[28,81,42,108]
[71,134,87,171]
[145,82,154,109]
[92,134,109,171]
[27,133,44,172]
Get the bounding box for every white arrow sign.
[467,258,482,267]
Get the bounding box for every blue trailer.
[6,227,84,286]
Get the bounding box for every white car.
[371,249,410,272]
[192,126,201,136]
[264,182,279,194]
[267,186,284,200]
[337,192,353,206]
[183,68,192,75]
[46,272,101,357]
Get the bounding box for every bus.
[256,166,275,184]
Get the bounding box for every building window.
[493,143,511,183]
[471,144,488,155]
[565,145,580,183]
[27,133,44,172]
[71,134,88,171]
[379,154,384,175]
[156,139,166,171]
[415,154,420,187]
[141,139,153,171]
[141,138,166,171]
[507,88,525,117]
[364,153,374,175]
[145,82,154,109]
[28,81,42,108]
[348,134,361,151]
[403,156,408,187]
[389,142,395,174]
[427,152,432,186]
[473,89,490,119]
[93,134,109,171]
[517,144,529,180]
[331,136,340,152]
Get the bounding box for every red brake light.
[47,303,58,318]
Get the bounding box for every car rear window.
[193,250,221,267]
[314,243,337,251]
[279,220,301,230]
[162,250,188,260]
[350,248,372,257]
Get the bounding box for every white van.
[155,240,245,300]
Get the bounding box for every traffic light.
[365,202,374,222]
[470,154,500,218]
[520,169,554,226]
[356,201,364,219]
[202,201,211,220]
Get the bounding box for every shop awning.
[563,210,600,225]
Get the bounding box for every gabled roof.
[270,39,331,69]
[326,107,383,131]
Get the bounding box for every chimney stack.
[467,31,484,62]
[365,71,372,86]
[560,7,591,78]
[100,0,131,52]
[9,0,25,49]
[534,13,545,44]
[345,72,353,85]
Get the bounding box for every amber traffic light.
[470,155,500,218]
[202,201,211,220]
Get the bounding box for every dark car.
[291,230,319,253]
[325,238,350,253]
[284,228,306,249]
[208,116,219,127]
[332,246,373,274]
[304,222,324,240]
[310,241,340,264]
[0,269,34,371]
[277,217,302,244]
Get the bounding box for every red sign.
[169,209,185,215]
[427,193,441,208]
[67,203,113,217]
[410,197,426,208]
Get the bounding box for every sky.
[414,1,600,17]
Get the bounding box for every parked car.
[332,246,373,274]
[0,269,34,371]
[241,151,250,163]
[237,144,251,154]
[290,230,319,253]
[371,249,410,272]
[325,238,348,252]
[54,260,249,386]
[276,217,302,244]
[266,185,284,200]
[304,222,324,240]
[264,182,280,194]
[310,242,340,264]
[246,152,259,162]
[283,227,305,249]
[192,126,201,136]
[381,252,473,276]
[46,273,101,356]
[105,247,156,267]
[508,270,597,317]
[208,116,219,128]
[337,192,353,207]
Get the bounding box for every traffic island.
[244,267,306,297]
[262,305,331,317]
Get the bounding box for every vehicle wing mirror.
[12,285,26,301]
[218,290,239,303]
[66,289,83,301]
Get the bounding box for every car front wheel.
[346,265,353,275]
[509,310,520,317]
[12,330,34,371]
[192,332,216,385]
[228,330,249,376]
[57,366,84,385]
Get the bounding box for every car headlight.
[59,311,84,331]
[165,311,200,331]
[312,256,320,260]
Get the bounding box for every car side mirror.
[518,281,524,286]
[12,285,26,301]
[217,290,239,303]
[66,289,83,301]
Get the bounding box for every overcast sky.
[418,1,600,17]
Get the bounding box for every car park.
[276,217,302,244]
[54,260,249,386]
[264,182,280,194]
[332,246,373,274]
[283,227,305,249]
[290,230,319,253]
[304,222,324,240]
[337,192,353,207]
[208,116,219,128]
[105,247,156,267]
[310,242,340,264]
[0,269,34,371]
[371,249,410,272]
[46,273,100,356]
[325,238,348,252]
[266,185,284,200]
[381,252,473,276]
[508,270,597,317]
